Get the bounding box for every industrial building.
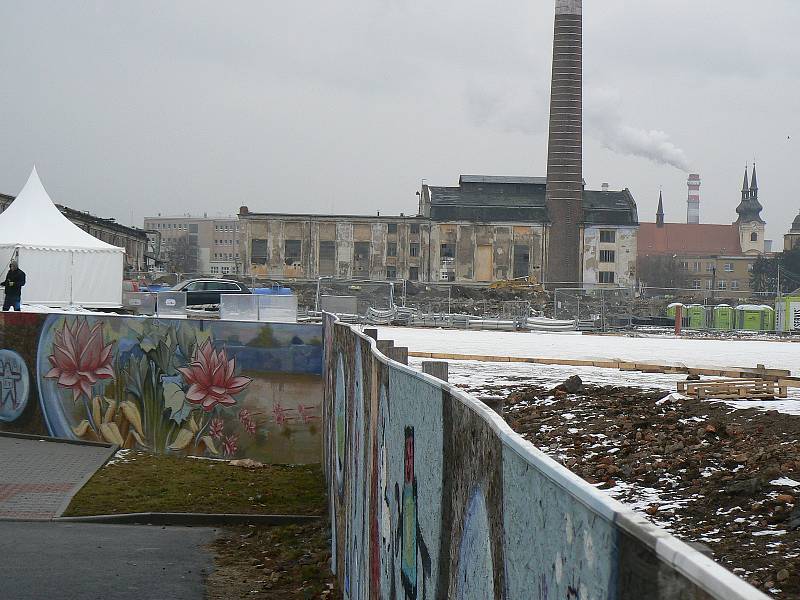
[237,175,638,286]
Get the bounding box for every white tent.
[0,168,124,307]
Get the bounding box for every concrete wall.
[324,316,769,599]
[0,312,323,464]
[582,226,638,287]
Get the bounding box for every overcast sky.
[0,1,798,241]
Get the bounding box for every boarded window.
[599,230,616,243]
[598,271,615,284]
[284,240,302,265]
[319,241,336,276]
[409,266,419,281]
[386,266,397,280]
[410,243,420,257]
[387,242,397,257]
[251,239,268,265]
[599,250,615,263]
[513,245,530,279]
[441,243,455,258]
[410,223,420,234]
[387,223,398,234]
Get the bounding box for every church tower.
[736,164,765,254]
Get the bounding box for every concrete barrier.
[324,315,768,599]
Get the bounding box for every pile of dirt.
[505,382,800,599]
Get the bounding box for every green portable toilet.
[712,304,734,330]
[666,303,685,319]
[686,304,707,329]
[775,296,800,332]
[735,304,771,331]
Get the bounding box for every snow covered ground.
[378,326,800,375]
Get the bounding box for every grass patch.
[64,451,326,517]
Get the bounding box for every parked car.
[172,279,251,306]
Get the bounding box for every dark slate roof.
[427,178,638,226]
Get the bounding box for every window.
[693,261,701,272]
[387,242,397,257]
[189,224,198,233]
[680,261,689,270]
[598,271,615,284]
[410,243,420,257]
[599,230,616,243]
[387,223,398,234]
[441,243,455,258]
[706,263,715,272]
[724,263,734,272]
[251,239,268,265]
[751,232,758,242]
[718,280,727,290]
[211,266,219,274]
[410,223,420,234]
[409,266,419,281]
[692,280,701,290]
[386,266,397,280]
[284,240,302,265]
[731,280,740,290]
[599,250,615,263]
[221,266,230,274]
[706,280,713,290]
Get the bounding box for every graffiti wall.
[0,312,323,464]
[324,316,767,599]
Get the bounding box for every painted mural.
[0,312,323,464]
[323,315,763,600]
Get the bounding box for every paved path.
[0,435,115,519]
[0,521,215,599]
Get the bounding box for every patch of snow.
[771,477,800,488]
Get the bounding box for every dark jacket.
[2,268,26,299]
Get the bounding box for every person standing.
[2,261,26,311]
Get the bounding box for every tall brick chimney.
[545,0,583,285]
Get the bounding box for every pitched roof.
[638,222,743,257]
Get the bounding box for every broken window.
[599,250,615,263]
[319,241,336,276]
[598,271,615,284]
[513,245,530,279]
[284,240,302,266]
[409,266,419,281]
[354,242,371,274]
[599,230,616,244]
[440,243,455,258]
[251,239,268,265]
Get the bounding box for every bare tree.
[637,255,689,289]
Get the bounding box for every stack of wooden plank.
[677,378,788,400]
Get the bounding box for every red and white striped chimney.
[687,173,701,224]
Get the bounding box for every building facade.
[0,193,148,274]
[143,215,241,275]
[238,175,639,286]
[637,164,767,294]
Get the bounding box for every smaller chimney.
[239,205,249,215]
[687,173,701,224]
[601,183,610,193]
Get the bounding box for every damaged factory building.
[237,174,638,286]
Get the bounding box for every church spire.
[656,191,665,227]
[741,166,750,199]
[750,162,759,199]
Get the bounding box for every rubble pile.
[505,381,800,599]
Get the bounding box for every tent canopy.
[0,168,124,307]
[0,167,122,251]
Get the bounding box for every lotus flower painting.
[30,314,323,463]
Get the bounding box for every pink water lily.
[178,340,251,412]
[45,319,115,401]
[209,417,225,440]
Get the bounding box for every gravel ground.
[494,381,800,599]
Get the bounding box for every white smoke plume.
[586,87,691,172]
